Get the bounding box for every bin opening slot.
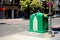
[35,14,37,16]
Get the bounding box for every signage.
[33,16,38,31]
[0,8,6,11]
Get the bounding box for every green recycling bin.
[28,12,48,33]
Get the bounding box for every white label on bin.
[33,16,38,31]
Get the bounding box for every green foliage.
[20,0,31,10]
[46,0,49,2]
[30,0,40,11]
[20,0,41,12]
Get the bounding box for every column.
[2,0,3,4]
[12,9,14,19]
[2,10,5,19]
[17,10,18,18]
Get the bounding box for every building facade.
[0,0,20,19]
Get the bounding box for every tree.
[20,0,31,11]
[20,0,40,12]
[30,0,40,13]
[19,0,41,19]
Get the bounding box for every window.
[0,0,1,3]
[3,0,13,4]
[3,0,20,6]
[0,0,2,4]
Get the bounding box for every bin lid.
[37,12,44,16]
[37,12,48,18]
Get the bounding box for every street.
[0,18,60,40]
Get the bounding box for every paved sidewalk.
[0,31,51,40]
[0,18,51,40]
[0,18,29,24]
[0,18,60,40]
[0,17,60,25]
